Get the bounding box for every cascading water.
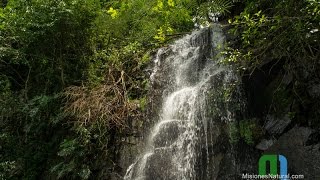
[124,24,240,180]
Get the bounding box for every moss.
[229,122,240,144]
[139,96,147,111]
[229,119,264,145]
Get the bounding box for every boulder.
[264,115,291,135]
[266,127,320,179]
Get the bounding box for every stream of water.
[125,24,238,180]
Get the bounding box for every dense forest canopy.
[0,0,319,179]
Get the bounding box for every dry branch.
[63,69,140,129]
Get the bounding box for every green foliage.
[198,0,234,15]
[226,0,319,69]
[51,138,92,179]
[0,92,64,179]
[239,120,254,145]
[96,0,195,45]
[0,161,17,179]
[229,119,264,145]
[139,96,148,111]
[229,122,240,143]
[224,0,319,127]
[1,0,201,179]
[195,0,236,25]
[1,0,267,178]
[1,0,101,95]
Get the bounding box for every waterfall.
[124,24,240,180]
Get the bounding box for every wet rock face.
[122,24,271,180]
[266,127,320,179]
[117,137,144,180]
[152,120,186,148]
[123,25,249,180]
[120,23,320,180]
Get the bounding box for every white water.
[125,25,236,180]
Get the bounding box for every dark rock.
[255,139,274,151]
[306,131,320,146]
[282,73,293,85]
[308,84,320,98]
[143,150,178,180]
[266,127,320,179]
[264,115,291,135]
[234,142,261,179]
[152,120,186,148]
[118,136,144,177]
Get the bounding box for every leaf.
[57,139,78,157]
[168,0,175,7]
[107,7,118,19]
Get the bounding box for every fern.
[196,0,235,24]
[209,0,233,15]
